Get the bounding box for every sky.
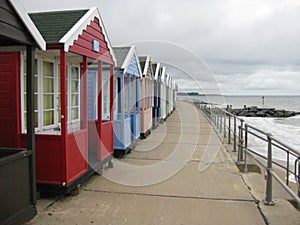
[19,0,300,95]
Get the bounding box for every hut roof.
[29,9,87,44]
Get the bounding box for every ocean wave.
[241,116,300,163]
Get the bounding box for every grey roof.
[112,47,131,69]
[152,63,157,73]
[138,56,147,74]
[29,9,88,44]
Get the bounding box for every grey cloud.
[19,0,300,94]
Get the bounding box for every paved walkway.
[28,101,270,225]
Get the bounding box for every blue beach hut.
[113,46,142,156]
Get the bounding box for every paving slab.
[27,101,267,225]
[29,191,264,225]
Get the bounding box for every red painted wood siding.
[99,121,113,160]
[0,52,20,148]
[88,120,113,161]
[88,120,98,150]
[66,130,88,184]
[69,17,114,65]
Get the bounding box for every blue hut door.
[88,70,98,120]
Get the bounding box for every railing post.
[286,152,290,186]
[244,124,248,173]
[238,119,244,161]
[216,108,219,129]
[209,105,212,121]
[228,114,232,144]
[219,110,223,133]
[264,133,275,206]
[297,157,300,199]
[223,112,227,139]
[212,106,215,123]
[233,116,237,152]
[238,125,241,161]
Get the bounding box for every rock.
[246,112,256,117]
[285,111,295,117]
[238,111,248,116]
[273,111,284,117]
[228,106,300,118]
[249,106,258,110]
[256,111,266,117]
[249,109,258,113]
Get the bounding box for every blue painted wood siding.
[88,70,98,120]
[125,53,140,77]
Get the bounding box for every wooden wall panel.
[0,52,19,147]
[69,17,114,65]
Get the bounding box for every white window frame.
[67,64,81,132]
[114,77,118,120]
[102,66,111,121]
[21,52,40,132]
[41,58,56,131]
[21,52,81,134]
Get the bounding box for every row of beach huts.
[0,1,178,224]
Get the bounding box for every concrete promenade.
[27,101,299,225]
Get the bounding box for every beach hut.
[1,7,116,194]
[174,82,179,109]
[170,79,177,112]
[139,56,153,139]
[166,75,175,116]
[0,0,45,223]
[113,46,142,156]
[165,73,171,117]
[152,63,160,129]
[160,67,167,121]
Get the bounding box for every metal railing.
[193,100,300,210]
[243,124,300,209]
[198,103,244,154]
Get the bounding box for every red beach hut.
[0,0,46,223]
[0,7,116,194]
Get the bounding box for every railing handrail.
[245,124,300,157]
[181,98,300,209]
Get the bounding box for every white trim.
[67,64,81,130]
[59,7,97,52]
[113,77,118,119]
[20,51,25,132]
[141,55,151,76]
[166,74,170,86]
[9,0,46,50]
[102,67,111,120]
[59,7,117,65]
[154,63,160,81]
[161,67,166,83]
[41,58,56,130]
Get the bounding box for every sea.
[179,95,300,175]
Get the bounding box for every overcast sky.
[19,0,300,95]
